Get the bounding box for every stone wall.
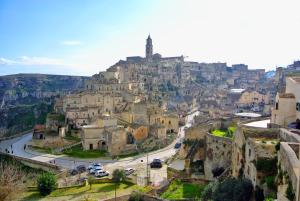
[0,152,62,173]
[205,133,232,180]
[280,128,300,143]
[279,142,300,201]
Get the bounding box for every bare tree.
[0,161,25,201]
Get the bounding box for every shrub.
[254,186,264,201]
[37,172,56,196]
[129,191,144,201]
[286,181,295,201]
[201,181,218,201]
[265,176,276,190]
[212,178,253,201]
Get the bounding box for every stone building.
[231,119,278,179]
[81,125,128,156]
[244,137,277,187]
[271,76,300,127]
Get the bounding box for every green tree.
[212,178,253,201]
[87,176,95,190]
[112,169,126,201]
[112,169,126,183]
[201,181,218,201]
[37,172,56,196]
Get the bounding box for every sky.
[1,0,300,76]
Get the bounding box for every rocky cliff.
[0,74,89,137]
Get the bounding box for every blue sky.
[1,0,300,75]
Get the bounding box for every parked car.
[95,170,109,177]
[89,165,103,174]
[70,169,79,175]
[150,158,162,168]
[174,142,181,149]
[125,168,135,176]
[76,165,86,173]
[88,163,102,170]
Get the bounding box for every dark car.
[76,165,87,173]
[150,158,162,168]
[174,142,181,149]
[70,169,79,175]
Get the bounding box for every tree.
[213,178,253,201]
[201,181,218,201]
[112,169,126,201]
[88,176,94,190]
[0,161,25,201]
[37,172,56,196]
[112,169,126,183]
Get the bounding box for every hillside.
[0,74,89,137]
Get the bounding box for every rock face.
[0,74,89,137]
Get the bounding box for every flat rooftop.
[230,88,245,93]
[235,112,262,118]
[244,119,270,128]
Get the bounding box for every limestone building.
[271,76,300,127]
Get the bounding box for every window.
[248,149,251,157]
[169,121,171,125]
[276,102,279,110]
[296,102,300,111]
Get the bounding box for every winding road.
[0,111,199,171]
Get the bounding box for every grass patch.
[211,126,236,139]
[30,145,54,154]
[161,180,206,199]
[20,182,136,200]
[212,129,227,137]
[64,134,81,142]
[63,144,107,158]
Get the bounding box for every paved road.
[0,111,199,172]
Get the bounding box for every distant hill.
[0,73,89,137]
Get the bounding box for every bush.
[37,172,56,196]
[201,181,218,201]
[213,178,253,201]
[286,181,295,201]
[129,191,144,201]
[265,176,276,190]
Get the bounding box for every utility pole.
[114,183,116,201]
[146,151,149,185]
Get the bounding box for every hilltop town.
[1,35,300,201]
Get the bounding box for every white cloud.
[0,56,67,66]
[0,58,17,65]
[61,40,81,46]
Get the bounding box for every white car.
[95,170,109,177]
[89,165,103,174]
[88,163,102,170]
[125,168,135,176]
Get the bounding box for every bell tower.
[145,34,153,60]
